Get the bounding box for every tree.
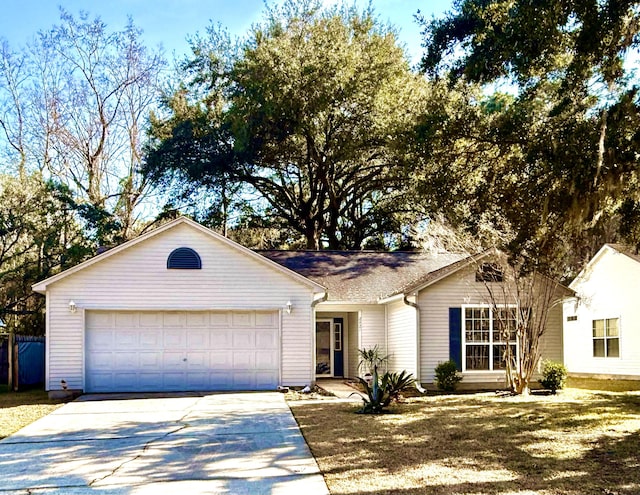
[0,10,166,244]
[146,0,427,249]
[416,0,640,393]
[0,173,90,335]
[418,0,640,272]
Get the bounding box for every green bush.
[434,360,463,392]
[540,360,568,393]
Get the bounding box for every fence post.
[7,332,14,391]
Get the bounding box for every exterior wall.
[347,312,359,377]
[418,265,564,386]
[45,223,317,391]
[565,248,640,377]
[386,299,418,376]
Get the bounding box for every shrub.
[352,367,416,414]
[540,360,568,393]
[434,360,463,392]
[357,346,390,375]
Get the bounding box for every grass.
[567,377,640,392]
[0,386,65,440]
[289,388,640,495]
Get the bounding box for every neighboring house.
[33,217,565,395]
[563,244,640,379]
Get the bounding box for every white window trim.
[592,316,621,359]
[461,304,518,373]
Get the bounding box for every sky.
[0,1,453,63]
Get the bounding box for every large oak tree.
[145,0,428,249]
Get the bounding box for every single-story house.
[33,217,565,395]
[563,244,640,379]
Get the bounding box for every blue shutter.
[167,247,202,269]
[449,307,462,371]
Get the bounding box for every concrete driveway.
[0,392,329,494]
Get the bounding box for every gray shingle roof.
[258,250,469,303]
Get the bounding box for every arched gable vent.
[167,247,202,269]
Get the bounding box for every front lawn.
[0,387,65,439]
[289,389,640,495]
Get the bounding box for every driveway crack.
[89,397,204,487]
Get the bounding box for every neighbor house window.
[592,318,619,358]
[464,306,517,371]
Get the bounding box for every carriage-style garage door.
[85,310,279,392]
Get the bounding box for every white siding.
[347,312,359,377]
[418,265,564,386]
[565,247,640,377]
[46,223,317,391]
[386,300,417,376]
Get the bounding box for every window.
[333,322,342,351]
[566,315,577,322]
[592,318,619,358]
[167,247,202,269]
[476,263,504,282]
[464,306,517,371]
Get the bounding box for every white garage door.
[85,310,279,392]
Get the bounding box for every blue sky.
[0,1,452,62]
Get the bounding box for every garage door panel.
[163,352,186,368]
[187,329,208,348]
[114,352,138,368]
[140,330,161,347]
[232,331,254,348]
[87,330,113,350]
[163,312,186,327]
[256,350,278,368]
[186,352,208,369]
[256,371,279,389]
[186,312,208,327]
[139,352,161,369]
[210,330,230,347]
[209,351,231,367]
[115,312,137,328]
[232,351,254,369]
[163,329,185,348]
[256,330,277,349]
[86,310,279,392]
[114,330,137,348]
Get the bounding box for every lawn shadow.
[291,391,640,495]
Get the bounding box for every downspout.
[403,293,425,393]
[309,292,328,386]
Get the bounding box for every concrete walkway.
[316,379,362,400]
[0,392,329,495]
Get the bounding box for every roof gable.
[570,243,640,290]
[33,217,324,293]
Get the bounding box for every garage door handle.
[183,358,187,362]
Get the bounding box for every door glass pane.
[316,321,331,375]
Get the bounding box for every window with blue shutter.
[167,247,202,269]
[449,307,462,371]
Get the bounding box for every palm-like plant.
[352,366,416,414]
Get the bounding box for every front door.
[333,318,344,377]
[316,320,332,376]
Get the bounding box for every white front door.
[315,319,333,376]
